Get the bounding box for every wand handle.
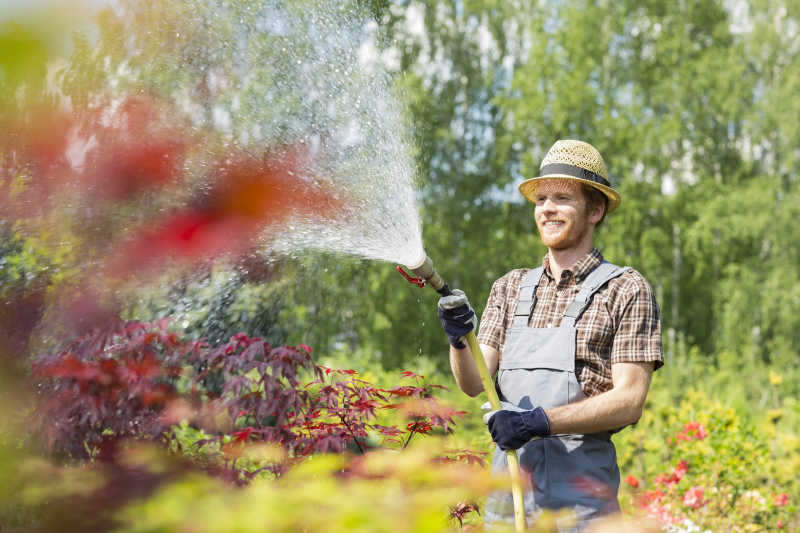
[398,256,526,530]
[464,331,526,532]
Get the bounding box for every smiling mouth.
[542,220,564,227]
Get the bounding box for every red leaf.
[570,475,615,500]
[233,427,255,443]
[385,385,424,397]
[406,419,432,434]
[373,425,404,437]
[81,96,187,200]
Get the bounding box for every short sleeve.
[476,272,515,352]
[610,271,664,370]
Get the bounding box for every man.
[438,140,662,528]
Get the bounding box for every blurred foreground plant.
[20,321,489,529]
[116,441,497,533]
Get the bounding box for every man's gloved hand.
[481,401,551,451]
[437,289,476,349]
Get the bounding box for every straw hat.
[518,140,621,214]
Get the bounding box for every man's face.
[533,179,601,250]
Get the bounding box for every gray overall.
[485,262,630,529]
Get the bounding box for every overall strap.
[561,262,630,328]
[512,267,545,327]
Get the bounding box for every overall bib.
[485,262,630,528]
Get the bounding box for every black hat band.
[540,163,611,188]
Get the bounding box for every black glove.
[437,289,476,349]
[485,407,551,451]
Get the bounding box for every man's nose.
[540,197,557,211]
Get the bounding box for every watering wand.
[398,254,527,532]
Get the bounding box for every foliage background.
[2,0,800,531]
[90,0,800,383]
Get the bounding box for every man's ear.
[589,204,605,225]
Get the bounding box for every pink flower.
[625,474,640,488]
[777,520,784,529]
[774,493,789,507]
[644,502,682,525]
[682,486,706,509]
[656,460,689,486]
[673,460,689,480]
[639,489,665,507]
[684,421,709,440]
[673,421,709,443]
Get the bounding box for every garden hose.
[401,254,527,532]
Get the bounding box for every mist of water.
[156,0,427,268]
[262,3,425,267]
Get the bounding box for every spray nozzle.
[400,254,452,296]
[396,265,426,288]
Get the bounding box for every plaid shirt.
[476,248,663,398]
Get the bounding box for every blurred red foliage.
[32,319,194,460]
[570,474,616,501]
[33,322,469,479]
[1,91,350,352]
[1,95,187,220]
[81,96,188,200]
[113,148,344,272]
[0,286,46,358]
[24,315,482,527]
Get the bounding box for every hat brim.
[518,174,621,214]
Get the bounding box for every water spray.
[398,252,527,532]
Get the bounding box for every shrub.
[617,388,799,531]
[22,321,485,530]
[32,319,199,460]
